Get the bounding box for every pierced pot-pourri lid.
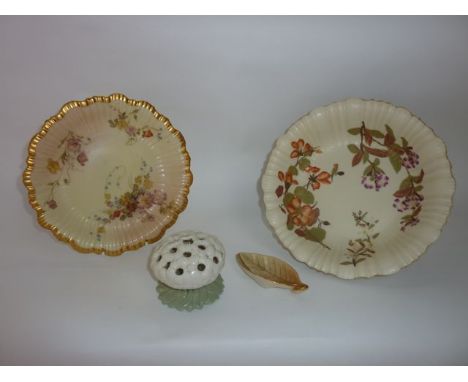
[23,93,192,256]
[261,98,454,279]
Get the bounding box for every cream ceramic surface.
[23,94,192,256]
[149,231,225,290]
[262,98,454,279]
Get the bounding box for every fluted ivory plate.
[262,98,454,279]
[23,94,192,256]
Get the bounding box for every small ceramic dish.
[261,98,454,279]
[23,94,192,256]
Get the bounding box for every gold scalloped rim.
[261,97,456,279]
[23,93,193,256]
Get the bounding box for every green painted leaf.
[372,233,380,239]
[347,144,360,154]
[298,157,310,170]
[288,165,298,175]
[363,150,369,163]
[385,124,394,135]
[304,227,326,243]
[370,129,384,138]
[363,165,373,176]
[340,261,353,265]
[294,186,315,204]
[415,185,423,192]
[287,219,294,230]
[399,176,412,190]
[156,276,224,311]
[283,192,294,206]
[348,127,361,135]
[401,137,409,148]
[389,150,402,173]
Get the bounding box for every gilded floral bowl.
[261,98,454,279]
[23,94,192,256]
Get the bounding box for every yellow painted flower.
[120,192,132,205]
[143,178,153,190]
[97,226,105,234]
[47,159,61,174]
[116,118,128,129]
[135,175,142,185]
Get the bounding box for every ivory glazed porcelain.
[23,94,192,256]
[261,99,454,279]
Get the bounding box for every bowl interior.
[28,97,191,255]
[262,99,454,279]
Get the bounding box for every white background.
[0,16,467,365]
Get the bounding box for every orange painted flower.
[286,197,320,227]
[142,129,153,138]
[311,171,331,190]
[290,139,313,158]
[277,170,298,185]
[305,166,320,173]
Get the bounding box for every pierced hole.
[164,262,171,269]
[198,245,206,250]
[197,264,206,271]
[183,252,192,257]
[213,257,219,264]
[156,255,162,262]
[183,239,194,244]
[170,247,177,253]
[175,268,184,275]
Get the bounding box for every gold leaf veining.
[236,252,308,293]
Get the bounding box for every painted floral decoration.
[108,107,163,145]
[341,210,380,267]
[348,122,424,231]
[91,161,174,241]
[45,131,91,210]
[276,139,344,249]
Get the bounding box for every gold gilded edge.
[22,93,193,256]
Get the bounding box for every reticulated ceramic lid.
[261,98,454,279]
[149,231,225,290]
[23,94,192,256]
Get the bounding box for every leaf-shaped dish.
[237,252,308,292]
[261,98,454,279]
[23,94,192,256]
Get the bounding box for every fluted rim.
[23,93,193,256]
[261,98,455,279]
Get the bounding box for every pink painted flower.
[125,126,137,137]
[361,171,389,191]
[154,189,167,205]
[137,191,157,210]
[67,137,82,153]
[77,151,88,166]
[47,199,57,209]
[401,148,420,169]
